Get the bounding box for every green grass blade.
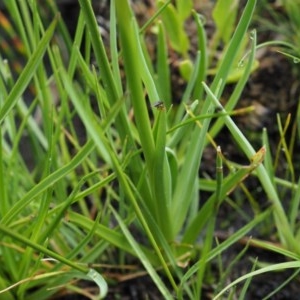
[111,206,175,300]
[156,21,171,106]
[209,0,256,96]
[152,106,173,238]
[213,260,300,300]
[262,268,300,300]
[209,29,257,139]
[109,0,122,95]
[191,10,207,101]
[77,0,118,102]
[178,209,272,297]
[238,257,257,300]
[115,1,155,166]
[0,16,57,123]
[78,0,134,147]
[182,156,265,244]
[0,224,87,273]
[174,51,201,122]
[172,0,257,236]
[0,140,94,225]
[204,82,298,252]
[194,147,223,299]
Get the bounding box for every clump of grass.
[0,0,299,299]
[256,0,300,60]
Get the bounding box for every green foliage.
[0,0,299,299]
[157,0,190,55]
[257,0,300,142]
[256,0,300,61]
[212,0,239,44]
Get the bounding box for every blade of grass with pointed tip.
[191,10,207,101]
[178,209,272,298]
[171,0,257,235]
[214,261,300,300]
[157,0,189,54]
[203,81,298,252]
[0,140,94,225]
[152,106,173,239]
[115,1,155,166]
[209,29,257,140]
[0,223,87,273]
[209,0,256,97]
[78,0,137,154]
[0,16,57,123]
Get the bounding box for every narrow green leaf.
[78,0,134,148]
[156,21,171,106]
[212,0,238,43]
[191,10,207,100]
[209,29,257,139]
[204,81,299,252]
[0,140,94,225]
[238,258,257,300]
[77,0,118,103]
[111,206,175,299]
[152,106,173,239]
[179,209,272,294]
[176,0,193,21]
[0,16,58,123]
[115,1,155,166]
[158,0,189,54]
[0,224,87,273]
[214,261,300,300]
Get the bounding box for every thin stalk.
[0,224,87,273]
[203,82,299,252]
